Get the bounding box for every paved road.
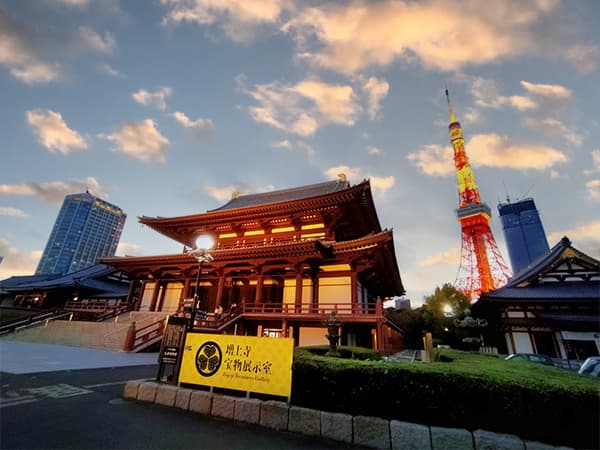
[0,341,356,449]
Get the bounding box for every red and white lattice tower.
[446,90,512,302]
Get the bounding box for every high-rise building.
[497,197,549,275]
[36,192,126,275]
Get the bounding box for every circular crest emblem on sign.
[195,341,222,377]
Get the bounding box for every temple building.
[473,236,600,360]
[102,177,406,354]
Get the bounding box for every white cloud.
[469,77,539,111]
[585,180,600,201]
[547,220,600,259]
[78,26,116,54]
[104,119,170,164]
[421,247,461,267]
[407,144,454,176]
[271,140,292,149]
[0,9,120,85]
[98,63,124,78]
[116,242,142,256]
[583,149,600,175]
[282,0,594,74]
[523,117,583,147]
[550,169,568,181]
[242,77,359,136]
[368,146,383,155]
[0,177,108,204]
[171,111,214,137]
[132,87,172,110]
[408,134,568,176]
[362,76,389,120]
[520,81,572,101]
[508,95,538,111]
[564,44,599,75]
[26,109,87,154]
[10,63,62,85]
[0,207,28,218]
[47,0,91,6]
[160,0,284,43]
[0,236,41,280]
[324,166,395,193]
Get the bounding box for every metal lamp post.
[186,236,214,331]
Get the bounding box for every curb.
[123,381,572,450]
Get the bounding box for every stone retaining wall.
[123,381,571,450]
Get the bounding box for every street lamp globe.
[195,235,214,252]
[186,234,215,330]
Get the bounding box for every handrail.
[131,318,165,351]
[241,302,381,315]
[95,303,132,322]
[0,309,71,336]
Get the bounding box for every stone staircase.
[2,311,168,352]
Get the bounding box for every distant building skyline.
[36,192,126,275]
[498,197,550,275]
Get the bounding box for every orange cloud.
[408,134,568,176]
[283,0,592,74]
[421,247,461,267]
[104,119,169,164]
[26,109,87,154]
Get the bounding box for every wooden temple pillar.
[149,280,161,312]
[308,263,319,313]
[294,263,303,313]
[215,268,225,308]
[255,265,264,305]
[177,278,192,313]
[350,267,358,314]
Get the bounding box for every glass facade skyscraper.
[497,198,549,275]
[36,192,126,275]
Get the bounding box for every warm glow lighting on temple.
[219,232,237,238]
[301,223,325,230]
[272,226,295,233]
[301,232,326,239]
[244,230,265,236]
[321,264,352,272]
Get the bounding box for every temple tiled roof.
[138,178,380,248]
[475,236,600,305]
[210,179,350,211]
[1,264,129,297]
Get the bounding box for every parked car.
[577,356,600,377]
[504,353,556,366]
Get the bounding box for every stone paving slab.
[259,400,289,431]
[391,420,431,450]
[321,411,353,444]
[431,425,474,450]
[474,430,525,450]
[353,415,390,450]
[189,390,212,415]
[288,406,320,437]
[137,382,158,402]
[234,397,261,424]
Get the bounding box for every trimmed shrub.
[290,348,599,449]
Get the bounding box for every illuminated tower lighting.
[445,90,511,302]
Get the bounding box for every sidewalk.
[0,339,158,374]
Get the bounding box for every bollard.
[123,321,136,351]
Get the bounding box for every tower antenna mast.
[445,89,511,301]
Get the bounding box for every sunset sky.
[1,0,599,305]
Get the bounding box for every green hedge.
[291,348,600,449]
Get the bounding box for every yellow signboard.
[179,333,295,397]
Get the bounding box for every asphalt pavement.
[0,339,159,374]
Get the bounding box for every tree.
[422,283,471,341]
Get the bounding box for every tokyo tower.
[445,90,512,301]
